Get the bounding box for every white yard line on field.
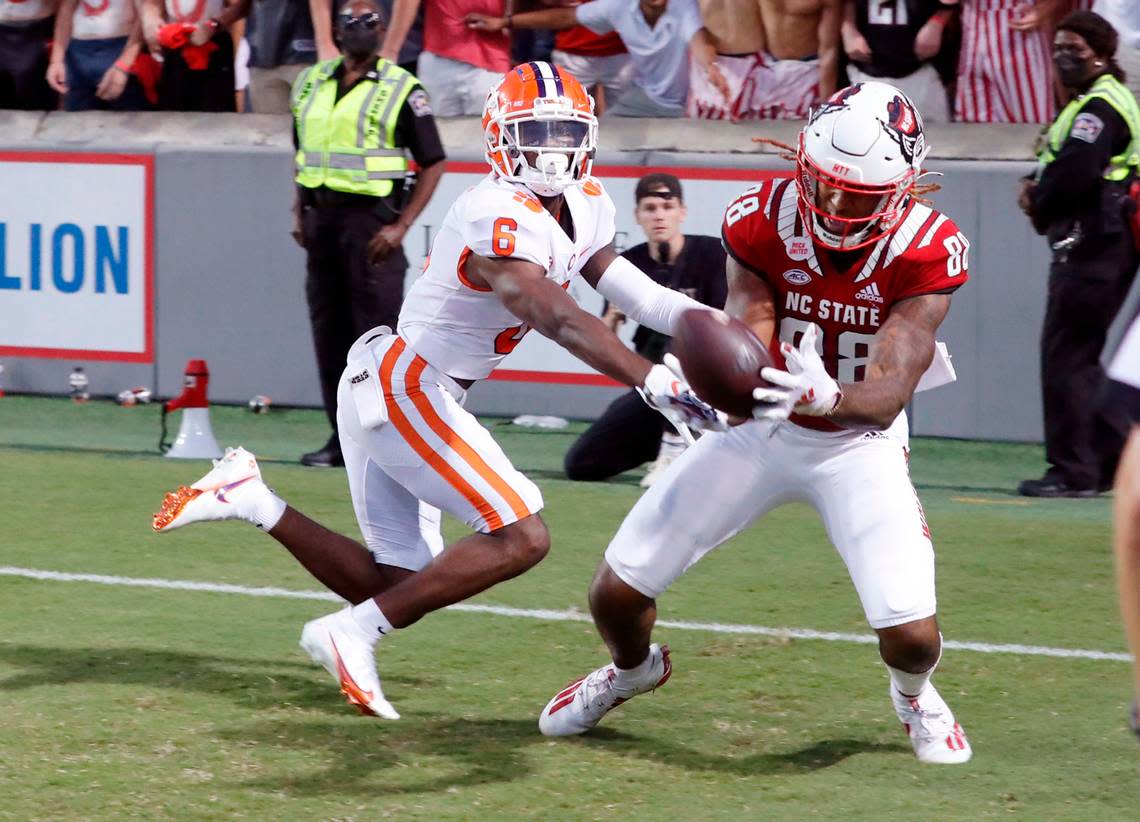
[0,565,1131,663]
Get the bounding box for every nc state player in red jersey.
[539,81,973,765]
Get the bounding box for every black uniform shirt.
[620,235,728,363]
[1031,95,1132,231]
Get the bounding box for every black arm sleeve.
[1031,97,1131,220]
[394,84,447,169]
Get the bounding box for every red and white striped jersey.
[955,0,1055,123]
[721,177,969,432]
[398,174,616,381]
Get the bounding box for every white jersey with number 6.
[398,174,616,381]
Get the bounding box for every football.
[672,309,773,418]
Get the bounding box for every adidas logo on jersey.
[854,282,884,304]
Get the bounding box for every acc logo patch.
[782,269,812,285]
[407,89,433,118]
[1071,112,1104,144]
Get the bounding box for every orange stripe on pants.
[379,338,505,531]
[403,356,533,523]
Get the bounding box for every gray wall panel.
[153,149,320,407]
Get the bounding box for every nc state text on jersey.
[785,291,881,327]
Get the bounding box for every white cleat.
[152,446,266,532]
[539,644,672,736]
[300,607,399,720]
[891,683,972,764]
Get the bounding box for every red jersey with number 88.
[721,177,969,431]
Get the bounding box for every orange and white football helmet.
[483,61,597,198]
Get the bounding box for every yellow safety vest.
[291,57,415,197]
[1039,73,1140,182]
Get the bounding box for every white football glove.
[760,324,842,417]
[637,354,728,445]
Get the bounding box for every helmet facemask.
[795,134,915,251]
[486,104,596,198]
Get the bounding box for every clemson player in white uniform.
[539,81,974,765]
[152,60,723,720]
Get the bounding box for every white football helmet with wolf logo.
[796,81,931,250]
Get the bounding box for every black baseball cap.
[635,172,683,203]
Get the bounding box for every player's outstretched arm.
[469,252,653,387]
[582,244,709,336]
[829,293,950,430]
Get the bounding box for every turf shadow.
[578,728,908,776]
[215,716,539,796]
[0,643,429,717]
[217,716,907,798]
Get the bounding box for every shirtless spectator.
[842,1,956,122]
[546,0,632,114]
[689,0,841,121]
[47,0,150,111]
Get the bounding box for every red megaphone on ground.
[165,359,211,412]
[160,359,221,458]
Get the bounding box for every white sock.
[613,649,655,688]
[245,486,287,531]
[888,634,942,698]
[888,665,935,698]
[351,598,394,640]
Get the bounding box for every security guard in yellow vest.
[290,0,445,467]
[1018,11,1140,497]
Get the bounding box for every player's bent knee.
[499,514,551,572]
[589,560,652,611]
[878,618,941,670]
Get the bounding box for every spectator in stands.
[689,0,841,120]
[142,0,251,112]
[1017,10,1140,497]
[47,0,151,111]
[377,0,422,72]
[244,0,325,113]
[842,0,956,122]
[546,1,631,115]
[564,173,727,486]
[955,0,1058,123]
[1096,0,1140,101]
[384,0,510,116]
[291,0,445,467]
[466,0,729,118]
[509,1,555,65]
[0,0,58,110]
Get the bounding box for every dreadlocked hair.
[752,136,942,202]
[752,137,797,162]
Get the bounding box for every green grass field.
[1,396,1136,820]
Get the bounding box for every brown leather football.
[672,309,773,418]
